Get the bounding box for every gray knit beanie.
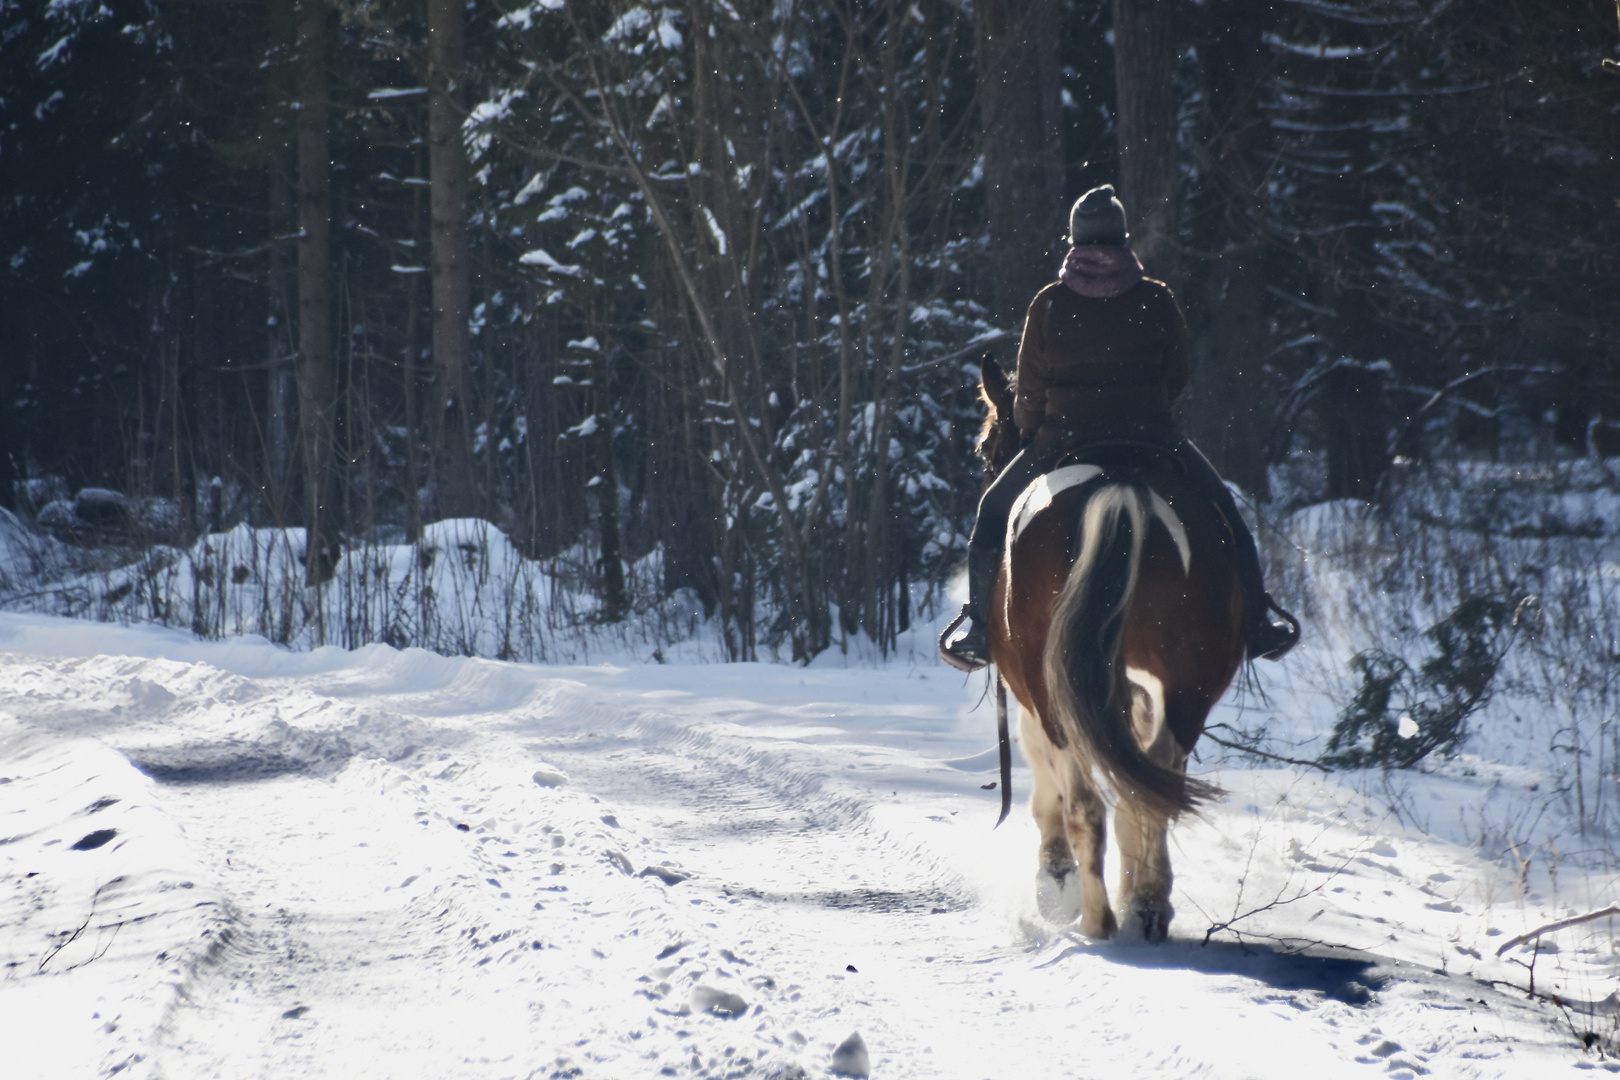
[1068,184,1128,246]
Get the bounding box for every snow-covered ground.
[2,611,1612,1079]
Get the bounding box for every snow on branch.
[1261,33,1389,60]
[1495,905,1620,958]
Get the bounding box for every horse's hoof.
[1120,898,1172,943]
[1034,861,1082,924]
[1079,907,1118,941]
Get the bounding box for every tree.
[1111,0,1179,286]
[295,0,339,587]
[1179,0,1274,499]
[4,0,1617,660]
[974,0,1066,333]
[428,0,474,516]
[476,0,986,659]
[266,0,300,520]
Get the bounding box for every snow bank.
[0,517,746,666]
[0,724,227,1077]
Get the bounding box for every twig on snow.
[1203,882,1332,946]
[1495,903,1620,958]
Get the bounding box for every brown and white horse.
[977,360,1246,942]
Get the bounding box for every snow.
[0,517,688,665]
[495,3,564,32]
[0,610,1607,1079]
[701,206,729,256]
[38,36,73,69]
[518,248,582,276]
[566,415,600,438]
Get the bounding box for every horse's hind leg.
[1062,756,1117,939]
[1021,706,1116,938]
[1021,706,1080,923]
[1114,676,1182,942]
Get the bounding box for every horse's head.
[976,354,1020,489]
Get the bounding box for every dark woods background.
[2,0,1617,661]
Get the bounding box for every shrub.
[1324,595,1532,769]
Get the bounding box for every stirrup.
[938,604,991,673]
[1249,599,1301,662]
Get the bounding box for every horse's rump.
[997,465,1243,819]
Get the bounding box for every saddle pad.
[1006,465,1191,574]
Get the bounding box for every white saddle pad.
[1005,464,1191,574]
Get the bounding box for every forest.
[2,0,1618,662]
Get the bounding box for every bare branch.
[1495,904,1620,958]
[1203,723,1330,773]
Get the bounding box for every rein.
[994,673,1012,827]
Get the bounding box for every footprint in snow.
[638,864,691,886]
[689,985,748,1018]
[71,829,117,851]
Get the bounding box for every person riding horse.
[940,184,1299,673]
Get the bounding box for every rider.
[939,183,1299,673]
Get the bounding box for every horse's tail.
[1041,482,1216,820]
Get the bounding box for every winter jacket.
[1011,277,1191,449]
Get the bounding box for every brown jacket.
[1012,278,1190,449]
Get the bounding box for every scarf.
[1060,244,1145,299]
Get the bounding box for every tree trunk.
[590,339,627,622]
[267,131,297,522]
[428,0,473,518]
[1111,0,1179,286]
[1184,6,1270,498]
[1319,278,1388,501]
[400,178,426,542]
[1317,63,1388,501]
[295,0,338,590]
[975,0,1066,334]
[1317,207,1388,502]
[0,386,13,510]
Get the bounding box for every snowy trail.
[0,615,1593,1078]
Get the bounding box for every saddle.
[1006,442,1195,574]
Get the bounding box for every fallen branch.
[1202,885,1327,946]
[1495,904,1620,957]
[38,912,91,972]
[1203,724,1330,773]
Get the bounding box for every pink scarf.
[1060,245,1145,299]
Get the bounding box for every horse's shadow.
[1039,935,1385,1005]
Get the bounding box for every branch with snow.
[1494,904,1620,958]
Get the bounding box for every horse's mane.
[976,372,1016,465]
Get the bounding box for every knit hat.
[1068,184,1128,247]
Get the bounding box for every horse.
[976,358,1247,942]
